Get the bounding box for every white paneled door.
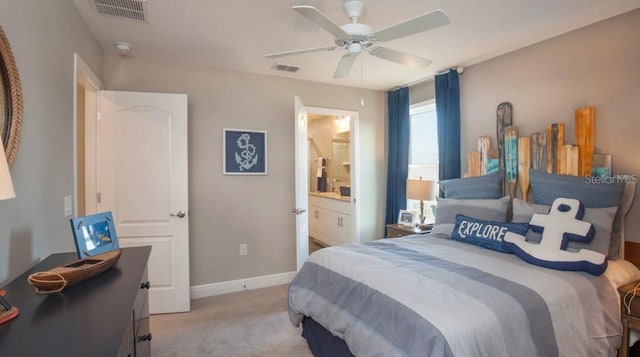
[98,90,190,314]
[294,96,309,271]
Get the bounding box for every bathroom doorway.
[293,98,360,270]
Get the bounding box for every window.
[407,100,438,223]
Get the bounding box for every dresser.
[0,246,152,357]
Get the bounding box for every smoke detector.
[115,42,132,55]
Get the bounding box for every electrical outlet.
[239,244,248,256]
[64,195,73,217]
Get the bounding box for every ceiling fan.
[265,0,450,78]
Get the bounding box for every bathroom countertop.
[309,191,351,202]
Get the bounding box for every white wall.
[103,55,386,285]
[0,0,104,284]
[460,9,640,241]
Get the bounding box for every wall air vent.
[92,0,148,23]
[271,64,300,73]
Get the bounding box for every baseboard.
[190,271,297,299]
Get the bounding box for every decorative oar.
[561,145,579,176]
[518,137,531,201]
[467,151,481,177]
[504,126,518,199]
[496,102,513,171]
[592,154,612,177]
[478,136,491,175]
[575,106,595,176]
[487,148,499,174]
[546,123,564,174]
[530,132,547,172]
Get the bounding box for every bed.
[288,171,639,356]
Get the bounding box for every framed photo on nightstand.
[398,210,416,227]
[70,211,119,258]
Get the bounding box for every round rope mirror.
[0,25,23,168]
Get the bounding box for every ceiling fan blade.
[333,54,357,78]
[293,5,349,38]
[373,9,450,43]
[369,46,432,69]
[265,45,338,59]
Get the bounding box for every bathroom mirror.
[0,25,23,168]
[331,134,350,185]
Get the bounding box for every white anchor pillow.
[503,197,608,275]
[511,198,617,259]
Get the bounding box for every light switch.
[64,195,73,217]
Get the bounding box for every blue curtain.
[435,70,461,181]
[385,87,410,225]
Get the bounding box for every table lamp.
[0,145,15,200]
[0,145,16,325]
[406,177,435,227]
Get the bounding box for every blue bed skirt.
[302,317,354,357]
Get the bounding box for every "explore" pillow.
[451,214,529,253]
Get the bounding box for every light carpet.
[150,284,313,357]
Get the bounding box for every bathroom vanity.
[308,192,353,246]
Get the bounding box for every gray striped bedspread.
[288,235,626,357]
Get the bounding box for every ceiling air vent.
[271,64,300,73]
[92,0,148,23]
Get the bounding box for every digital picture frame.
[70,211,119,259]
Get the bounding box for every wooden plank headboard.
[625,242,640,267]
[620,181,637,260]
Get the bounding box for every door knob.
[140,281,151,290]
[170,210,186,218]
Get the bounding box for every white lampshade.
[406,179,435,201]
[0,145,15,200]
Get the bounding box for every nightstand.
[386,223,432,238]
[618,280,640,357]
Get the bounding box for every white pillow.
[511,198,617,258]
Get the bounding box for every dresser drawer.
[117,313,135,357]
[133,267,151,357]
[134,268,150,331]
[385,224,431,238]
[386,227,407,238]
[135,305,152,357]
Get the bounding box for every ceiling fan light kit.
[347,42,362,55]
[264,0,450,79]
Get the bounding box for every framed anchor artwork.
[223,128,268,175]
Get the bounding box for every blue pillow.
[451,214,529,253]
[439,170,504,199]
[529,169,623,207]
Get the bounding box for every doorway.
[73,56,191,313]
[294,97,360,270]
[73,54,101,217]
